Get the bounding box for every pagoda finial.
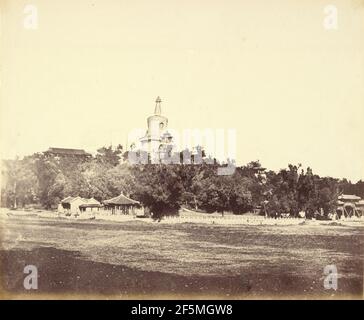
[154,96,162,115]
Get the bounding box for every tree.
[1,157,38,208]
[0,145,356,220]
[96,145,123,167]
[130,164,183,218]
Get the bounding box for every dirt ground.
[0,214,363,299]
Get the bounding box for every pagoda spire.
[154,96,162,115]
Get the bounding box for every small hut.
[58,196,101,214]
[58,196,86,213]
[103,194,143,215]
[79,198,102,213]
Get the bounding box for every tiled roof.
[45,147,91,156]
[104,194,140,205]
[338,194,361,201]
[61,196,100,205]
[61,196,79,203]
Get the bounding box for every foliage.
[1,146,363,218]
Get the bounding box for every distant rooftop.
[44,147,91,157]
[338,194,361,201]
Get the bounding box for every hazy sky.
[1,0,363,181]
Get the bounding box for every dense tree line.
[1,146,363,218]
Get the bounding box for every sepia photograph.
[0,0,363,303]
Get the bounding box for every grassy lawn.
[0,215,363,299]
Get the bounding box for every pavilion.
[337,194,362,218]
[103,193,143,215]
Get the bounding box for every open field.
[0,213,363,299]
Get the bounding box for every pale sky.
[1,0,363,181]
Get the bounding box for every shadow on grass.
[0,247,362,298]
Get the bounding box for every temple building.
[139,97,175,162]
[44,147,91,160]
[336,194,362,217]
